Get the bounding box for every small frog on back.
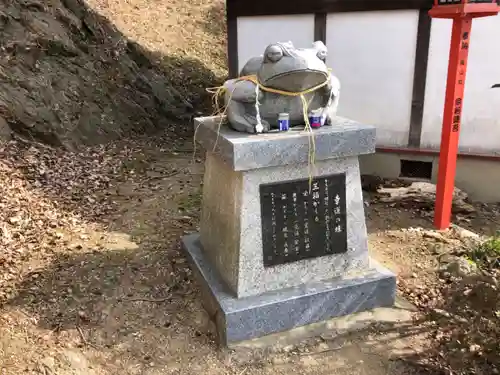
[223,41,341,134]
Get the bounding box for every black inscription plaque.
[259,173,347,267]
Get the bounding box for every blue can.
[309,110,322,128]
[278,113,290,131]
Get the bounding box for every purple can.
[278,113,290,131]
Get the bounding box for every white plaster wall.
[325,10,419,147]
[421,15,500,154]
[236,15,315,72]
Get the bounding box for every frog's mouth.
[261,70,328,93]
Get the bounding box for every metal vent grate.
[400,159,433,180]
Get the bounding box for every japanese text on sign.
[259,173,348,267]
[452,97,462,133]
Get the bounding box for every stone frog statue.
[223,40,340,133]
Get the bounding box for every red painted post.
[434,17,472,230]
[428,1,499,229]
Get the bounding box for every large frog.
[223,41,341,133]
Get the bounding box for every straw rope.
[195,72,332,190]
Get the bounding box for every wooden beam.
[408,8,432,147]
[314,13,327,43]
[227,0,433,17]
[227,3,239,78]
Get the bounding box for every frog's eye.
[265,44,283,62]
[316,49,327,62]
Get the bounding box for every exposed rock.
[378,182,475,214]
[451,225,481,242]
[463,274,498,286]
[423,230,449,243]
[440,256,478,278]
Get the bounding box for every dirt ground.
[1,131,499,375]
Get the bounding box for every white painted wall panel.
[236,15,315,72]
[421,15,500,154]
[325,10,419,147]
[235,11,500,155]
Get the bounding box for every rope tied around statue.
[194,70,335,190]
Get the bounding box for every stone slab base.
[182,233,397,346]
[233,296,416,350]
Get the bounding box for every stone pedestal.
[182,116,396,345]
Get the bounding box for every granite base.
[182,233,397,346]
[200,152,370,298]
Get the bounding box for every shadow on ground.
[8,244,213,343]
[7,239,498,374]
[2,241,467,374]
[3,241,225,374]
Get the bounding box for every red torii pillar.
[429,0,500,230]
